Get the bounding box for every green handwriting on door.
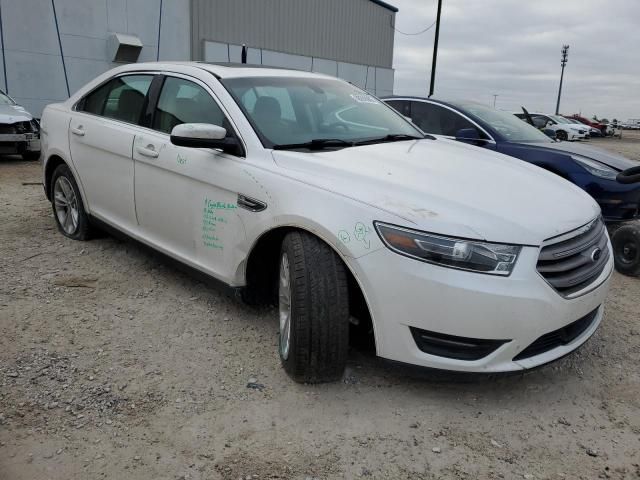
[201,197,237,250]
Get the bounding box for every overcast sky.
[391,0,640,121]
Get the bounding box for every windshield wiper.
[353,133,426,146]
[272,138,355,151]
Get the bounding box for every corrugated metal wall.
[191,0,396,68]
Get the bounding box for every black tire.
[611,224,640,276]
[278,231,349,383]
[556,130,568,141]
[22,151,40,161]
[50,164,93,241]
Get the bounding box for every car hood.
[540,141,639,171]
[271,138,600,245]
[0,104,33,123]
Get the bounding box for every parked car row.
[513,111,589,141]
[36,62,637,383]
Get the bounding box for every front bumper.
[568,131,586,140]
[0,133,41,154]
[349,243,613,373]
[576,174,640,221]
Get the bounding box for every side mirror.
[455,128,481,143]
[543,128,557,139]
[170,123,243,155]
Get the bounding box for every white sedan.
[514,112,588,140]
[40,63,612,382]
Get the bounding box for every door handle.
[70,126,85,136]
[136,145,159,158]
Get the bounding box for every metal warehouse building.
[0,0,398,116]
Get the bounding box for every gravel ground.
[1,133,640,480]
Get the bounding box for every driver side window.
[153,77,227,134]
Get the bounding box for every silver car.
[0,90,41,160]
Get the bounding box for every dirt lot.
[1,133,640,480]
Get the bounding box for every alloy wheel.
[279,253,292,360]
[53,176,79,235]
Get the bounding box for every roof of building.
[368,0,398,13]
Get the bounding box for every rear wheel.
[278,231,349,383]
[611,224,640,276]
[51,164,93,240]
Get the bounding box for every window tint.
[81,75,152,124]
[531,115,549,129]
[81,82,111,115]
[410,101,477,136]
[153,77,226,134]
[385,100,411,117]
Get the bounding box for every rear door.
[69,74,154,231]
[132,74,248,279]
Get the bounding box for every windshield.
[0,92,15,106]
[451,102,552,143]
[222,76,423,148]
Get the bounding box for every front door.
[133,75,247,280]
[69,74,154,231]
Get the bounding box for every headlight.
[571,155,618,180]
[374,222,521,276]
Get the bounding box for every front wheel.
[611,224,640,276]
[278,231,350,383]
[51,164,93,240]
[556,130,568,141]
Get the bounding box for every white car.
[40,63,613,382]
[514,113,588,141]
[0,89,41,160]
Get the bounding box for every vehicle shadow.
[0,154,28,163]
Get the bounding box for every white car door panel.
[69,115,137,229]
[68,74,154,231]
[133,75,248,280]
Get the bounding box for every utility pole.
[555,45,569,115]
[428,0,443,97]
[493,94,498,108]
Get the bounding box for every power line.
[390,18,437,36]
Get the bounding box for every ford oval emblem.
[591,247,602,262]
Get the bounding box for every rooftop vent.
[107,33,143,63]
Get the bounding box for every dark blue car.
[383,96,640,275]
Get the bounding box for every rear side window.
[153,77,226,134]
[385,100,411,117]
[410,101,478,137]
[80,75,153,125]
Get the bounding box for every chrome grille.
[537,218,609,296]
